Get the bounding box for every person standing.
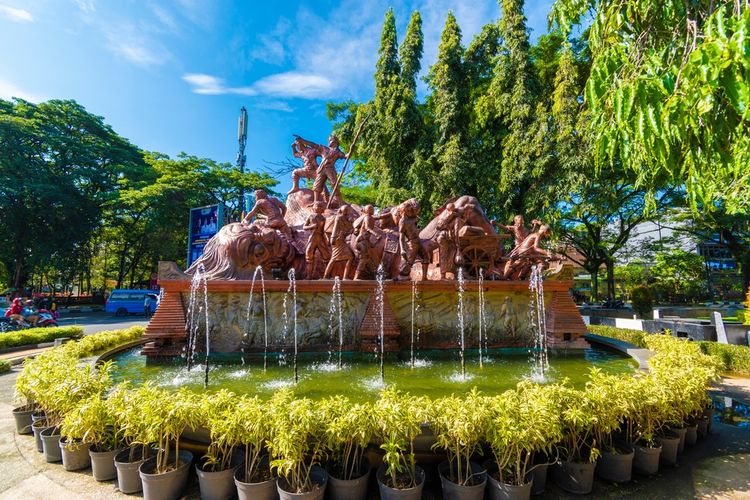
[144,294,153,317]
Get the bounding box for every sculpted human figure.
[353,204,382,280]
[296,134,346,204]
[242,189,292,240]
[288,137,324,195]
[302,201,331,279]
[324,205,355,279]
[493,215,541,249]
[502,224,552,279]
[435,202,475,279]
[397,199,430,280]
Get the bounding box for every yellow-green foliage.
[0,359,10,374]
[13,326,720,490]
[587,325,647,348]
[0,326,83,349]
[697,342,750,375]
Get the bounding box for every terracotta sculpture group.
[186,132,555,281]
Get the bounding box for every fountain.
[134,128,594,400]
[244,265,269,370]
[456,267,467,380]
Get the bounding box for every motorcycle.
[0,309,58,332]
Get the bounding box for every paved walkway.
[0,366,749,499]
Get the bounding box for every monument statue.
[434,202,475,279]
[294,135,346,205]
[352,204,381,280]
[288,137,326,196]
[501,224,552,279]
[323,204,356,279]
[396,199,430,280]
[302,201,331,279]
[242,189,292,240]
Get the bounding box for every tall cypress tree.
[424,12,473,206]
[497,0,541,215]
[399,12,423,92]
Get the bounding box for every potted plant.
[586,370,634,483]
[550,384,599,495]
[268,390,328,500]
[431,390,489,500]
[321,396,374,500]
[485,381,562,500]
[60,393,125,480]
[109,384,155,493]
[373,389,428,500]
[137,386,198,500]
[230,395,276,500]
[196,389,243,500]
[59,402,93,472]
[628,375,667,475]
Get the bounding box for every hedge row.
[0,359,10,374]
[0,326,84,350]
[588,324,750,374]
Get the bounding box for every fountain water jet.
[375,264,385,383]
[285,268,299,383]
[529,264,549,380]
[327,276,344,369]
[478,269,487,368]
[457,267,466,380]
[244,266,268,371]
[185,264,209,376]
[410,279,418,368]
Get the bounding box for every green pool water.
[109,346,637,402]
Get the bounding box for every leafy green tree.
[0,98,145,289]
[650,250,708,303]
[422,12,473,206]
[551,0,750,214]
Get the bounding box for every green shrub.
[587,325,647,348]
[0,359,10,374]
[698,342,750,375]
[630,285,654,318]
[0,326,84,349]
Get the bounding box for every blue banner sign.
[188,204,224,266]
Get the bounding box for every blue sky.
[0,0,553,192]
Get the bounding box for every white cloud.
[249,18,291,65]
[253,72,336,99]
[71,0,95,13]
[255,100,294,112]
[105,27,168,66]
[0,4,33,22]
[0,79,46,102]
[183,73,256,96]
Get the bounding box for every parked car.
[105,289,159,316]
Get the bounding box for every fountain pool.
[108,345,636,402]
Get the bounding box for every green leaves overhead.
[551,0,750,214]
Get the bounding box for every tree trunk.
[590,266,599,301]
[605,260,616,300]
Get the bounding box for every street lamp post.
[237,106,248,220]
